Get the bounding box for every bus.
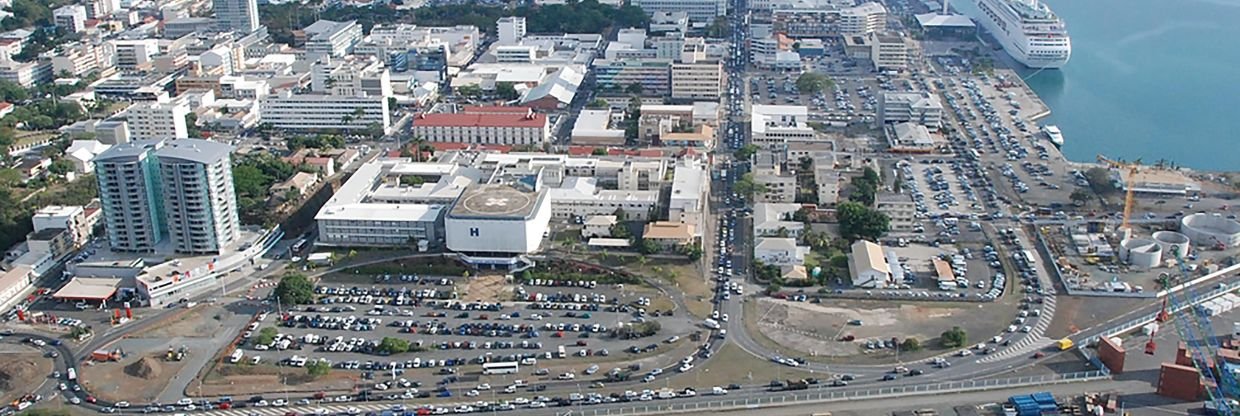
[67,368,77,381]
[291,239,309,254]
[482,362,519,375]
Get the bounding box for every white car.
[476,383,490,391]
[528,402,547,409]
[176,399,193,406]
[346,407,360,415]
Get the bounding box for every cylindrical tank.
[1152,231,1191,258]
[1180,213,1240,248]
[1119,238,1161,269]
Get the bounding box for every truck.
[228,349,244,364]
[767,379,809,392]
[556,345,566,359]
[1056,338,1073,351]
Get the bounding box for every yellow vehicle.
[1057,338,1074,351]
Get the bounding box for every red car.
[85,396,97,404]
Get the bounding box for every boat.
[1043,125,1064,147]
[970,0,1071,69]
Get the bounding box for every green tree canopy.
[795,73,834,95]
[306,360,331,378]
[377,337,411,354]
[274,273,315,305]
[849,167,881,206]
[940,326,967,348]
[733,173,768,198]
[255,327,279,345]
[837,201,890,241]
[733,144,760,161]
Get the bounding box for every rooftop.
[414,111,547,129]
[448,184,544,219]
[851,240,889,274]
[154,138,233,164]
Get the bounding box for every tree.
[705,16,730,38]
[306,360,331,378]
[609,221,631,239]
[400,175,425,187]
[274,273,315,305]
[1070,188,1092,206]
[185,113,202,138]
[625,83,644,95]
[377,337,411,354]
[849,167,881,206]
[495,82,520,100]
[940,326,967,348]
[638,239,659,254]
[456,84,483,98]
[587,98,609,108]
[795,73,835,95]
[733,173,768,198]
[591,147,608,156]
[47,159,74,176]
[255,327,279,345]
[684,243,703,261]
[1085,167,1115,195]
[733,144,760,161]
[837,201,890,241]
[900,337,922,352]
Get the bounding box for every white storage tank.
[1152,231,1192,258]
[1119,238,1161,269]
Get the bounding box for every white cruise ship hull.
[972,0,1071,69]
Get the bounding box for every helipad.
[449,184,542,219]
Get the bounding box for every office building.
[631,0,726,22]
[838,2,886,36]
[668,158,709,237]
[260,90,391,133]
[876,192,916,231]
[213,0,258,33]
[670,61,722,100]
[497,17,526,46]
[310,56,392,98]
[304,20,362,57]
[593,59,671,96]
[750,105,814,148]
[0,60,49,88]
[879,92,943,130]
[111,39,159,70]
[751,151,797,203]
[871,31,908,71]
[126,98,189,140]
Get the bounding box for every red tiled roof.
[0,102,12,111]
[414,112,546,128]
[567,146,601,156]
[462,106,533,114]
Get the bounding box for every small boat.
[1043,125,1064,147]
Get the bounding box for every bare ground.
[461,274,512,303]
[80,354,189,403]
[191,364,359,397]
[144,304,225,339]
[0,351,52,404]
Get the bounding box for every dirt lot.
[192,363,360,397]
[594,256,713,320]
[745,294,1017,363]
[0,350,52,404]
[461,274,512,303]
[1044,295,1152,339]
[80,354,190,403]
[144,305,226,339]
[666,344,816,389]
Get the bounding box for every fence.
[1078,280,1240,347]
[573,371,1109,416]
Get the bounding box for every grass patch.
[665,343,818,389]
[341,257,468,276]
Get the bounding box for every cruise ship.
[972,0,1071,68]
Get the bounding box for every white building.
[876,192,916,232]
[547,177,658,221]
[751,152,797,203]
[64,140,112,173]
[879,92,943,130]
[0,60,48,88]
[315,159,468,247]
[581,215,617,238]
[839,2,887,36]
[570,109,625,146]
[445,184,552,256]
[311,56,392,98]
[213,0,258,33]
[886,122,935,152]
[871,31,908,71]
[126,98,189,140]
[497,17,527,46]
[753,202,804,237]
[260,90,391,133]
[671,61,722,101]
[750,105,814,148]
[412,107,549,146]
[50,42,103,77]
[668,158,708,237]
[304,20,362,57]
[754,237,809,266]
[53,5,88,33]
[849,240,892,288]
[111,39,158,70]
[631,0,726,22]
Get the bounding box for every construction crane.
[1095,154,1140,232]
[1158,246,1239,414]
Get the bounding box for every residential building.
[304,20,362,57]
[642,221,696,248]
[670,61,722,100]
[64,140,112,173]
[94,141,167,252]
[631,0,726,22]
[754,237,808,266]
[879,92,943,130]
[753,202,804,237]
[750,105,814,148]
[497,17,526,45]
[53,5,88,33]
[213,0,259,34]
[659,125,714,148]
[85,0,119,19]
[155,139,240,254]
[50,42,102,76]
[111,39,159,70]
[125,98,189,140]
[876,192,916,232]
[849,239,893,288]
[412,106,549,146]
[871,31,908,71]
[260,90,391,133]
[32,205,95,248]
[0,60,49,87]
[581,215,617,239]
[311,56,392,98]
[751,151,797,203]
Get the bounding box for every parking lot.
[229,275,699,392]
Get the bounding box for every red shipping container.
[1098,336,1126,374]
[1175,343,1194,367]
[1158,363,1203,401]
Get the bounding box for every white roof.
[850,240,889,274]
[752,105,808,117]
[753,202,804,233]
[571,109,624,139]
[669,160,707,208]
[521,66,583,105]
[583,215,618,226]
[755,237,800,251]
[318,203,445,222]
[893,122,934,146]
[914,13,976,28]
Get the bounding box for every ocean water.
[974,0,1240,171]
